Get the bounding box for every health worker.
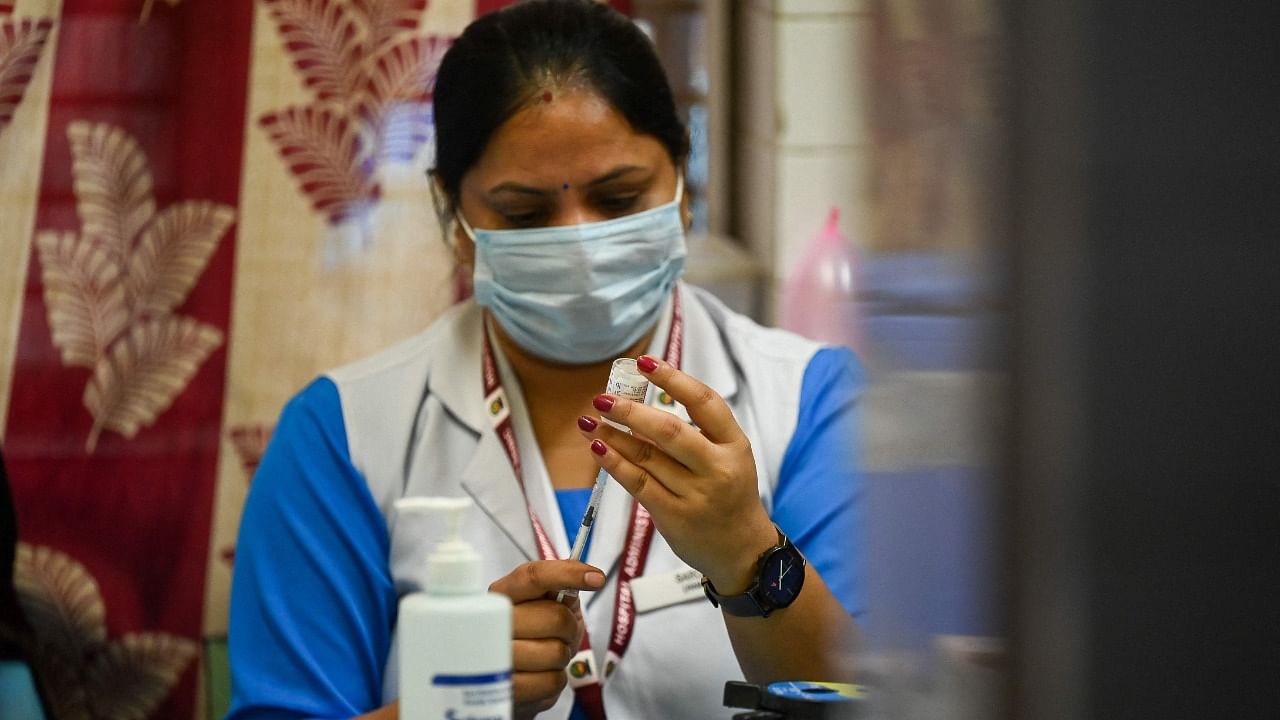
[227,2,866,719]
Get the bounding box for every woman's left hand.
[576,354,778,595]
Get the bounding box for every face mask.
[457,176,687,363]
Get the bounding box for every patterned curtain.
[0,0,548,717]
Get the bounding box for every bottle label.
[429,671,512,720]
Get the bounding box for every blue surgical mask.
[458,176,687,363]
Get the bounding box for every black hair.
[432,0,688,203]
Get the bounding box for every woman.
[227,2,865,719]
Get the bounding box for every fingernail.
[637,355,658,373]
[585,571,605,588]
[592,394,615,412]
[577,415,598,432]
[590,439,607,456]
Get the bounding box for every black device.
[723,680,866,719]
[702,527,806,618]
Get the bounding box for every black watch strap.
[701,528,803,618]
[702,573,768,617]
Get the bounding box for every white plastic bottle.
[396,497,513,720]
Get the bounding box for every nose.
[549,195,608,227]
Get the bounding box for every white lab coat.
[326,283,827,719]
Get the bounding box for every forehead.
[464,88,671,188]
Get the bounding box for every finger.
[489,560,606,603]
[513,670,567,713]
[577,414,700,493]
[587,437,679,513]
[584,398,711,473]
[512,599,580,645]
[635,354,745,444]
[512,638,575,672]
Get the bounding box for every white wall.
[735,0,872,323]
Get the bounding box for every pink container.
[781,207,865,355]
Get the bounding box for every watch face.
[758,545,805,608]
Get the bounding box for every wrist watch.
[701,527,806,618]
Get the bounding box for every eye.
[499,209,549,227]
[596,194,641,214]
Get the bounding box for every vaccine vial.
[603,358,650,431]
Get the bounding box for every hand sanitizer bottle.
[396,497,513,720]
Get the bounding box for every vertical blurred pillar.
[1006,2,1279,720]
[733,0,871,323]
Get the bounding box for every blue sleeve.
[773,347,866,619]
[227,378,397,720]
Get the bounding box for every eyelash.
[499,195,642,226]
[502,211,544,225]
[598,195,641,212]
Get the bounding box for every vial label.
[604,359,650,431]
[428,671,512,720]
[606,358,649,403]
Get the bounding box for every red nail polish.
[592,395,615,412]
[577,415,598,432]
[590,439,607,456]
[637,355,658,373]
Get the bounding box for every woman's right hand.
[489,560,606,718]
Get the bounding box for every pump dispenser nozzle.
[395,496,483,595]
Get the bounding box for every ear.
[677,148,693,230]
[680,173,693,231]
[428,170,452,224]
[453,225,476,268]
[430,170,475,266]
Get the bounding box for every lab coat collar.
[423,302,541,560]
[671,282,740,408]
[427,299,489,434]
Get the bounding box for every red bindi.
[542,91,553,103]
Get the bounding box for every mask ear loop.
[675,172,693,230]
[429,170,480,244]
[429,171,477,302]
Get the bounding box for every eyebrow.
[485,165,651,197]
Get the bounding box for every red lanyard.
[479,287,683,720]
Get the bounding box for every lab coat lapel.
[460,428,540,562]
[678,284,739,408]
[426,301,487,434]
[430,302,540,560]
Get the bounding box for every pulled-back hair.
[432,0,688,202]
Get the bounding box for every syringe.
[557,358,650,602]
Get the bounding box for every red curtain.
[4,1,251,717]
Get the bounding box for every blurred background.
[1,1,1274,719]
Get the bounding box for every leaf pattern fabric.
[127,200,236,317]
[66,122,157,278]
[0,17,53,134]
[0,2,468,718]
[33,121,235,453]
[84,316,223,453]
[35,232,129,369]
[14,545,197,720]
[258,0,449,228]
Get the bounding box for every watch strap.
[701,528,799,618]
